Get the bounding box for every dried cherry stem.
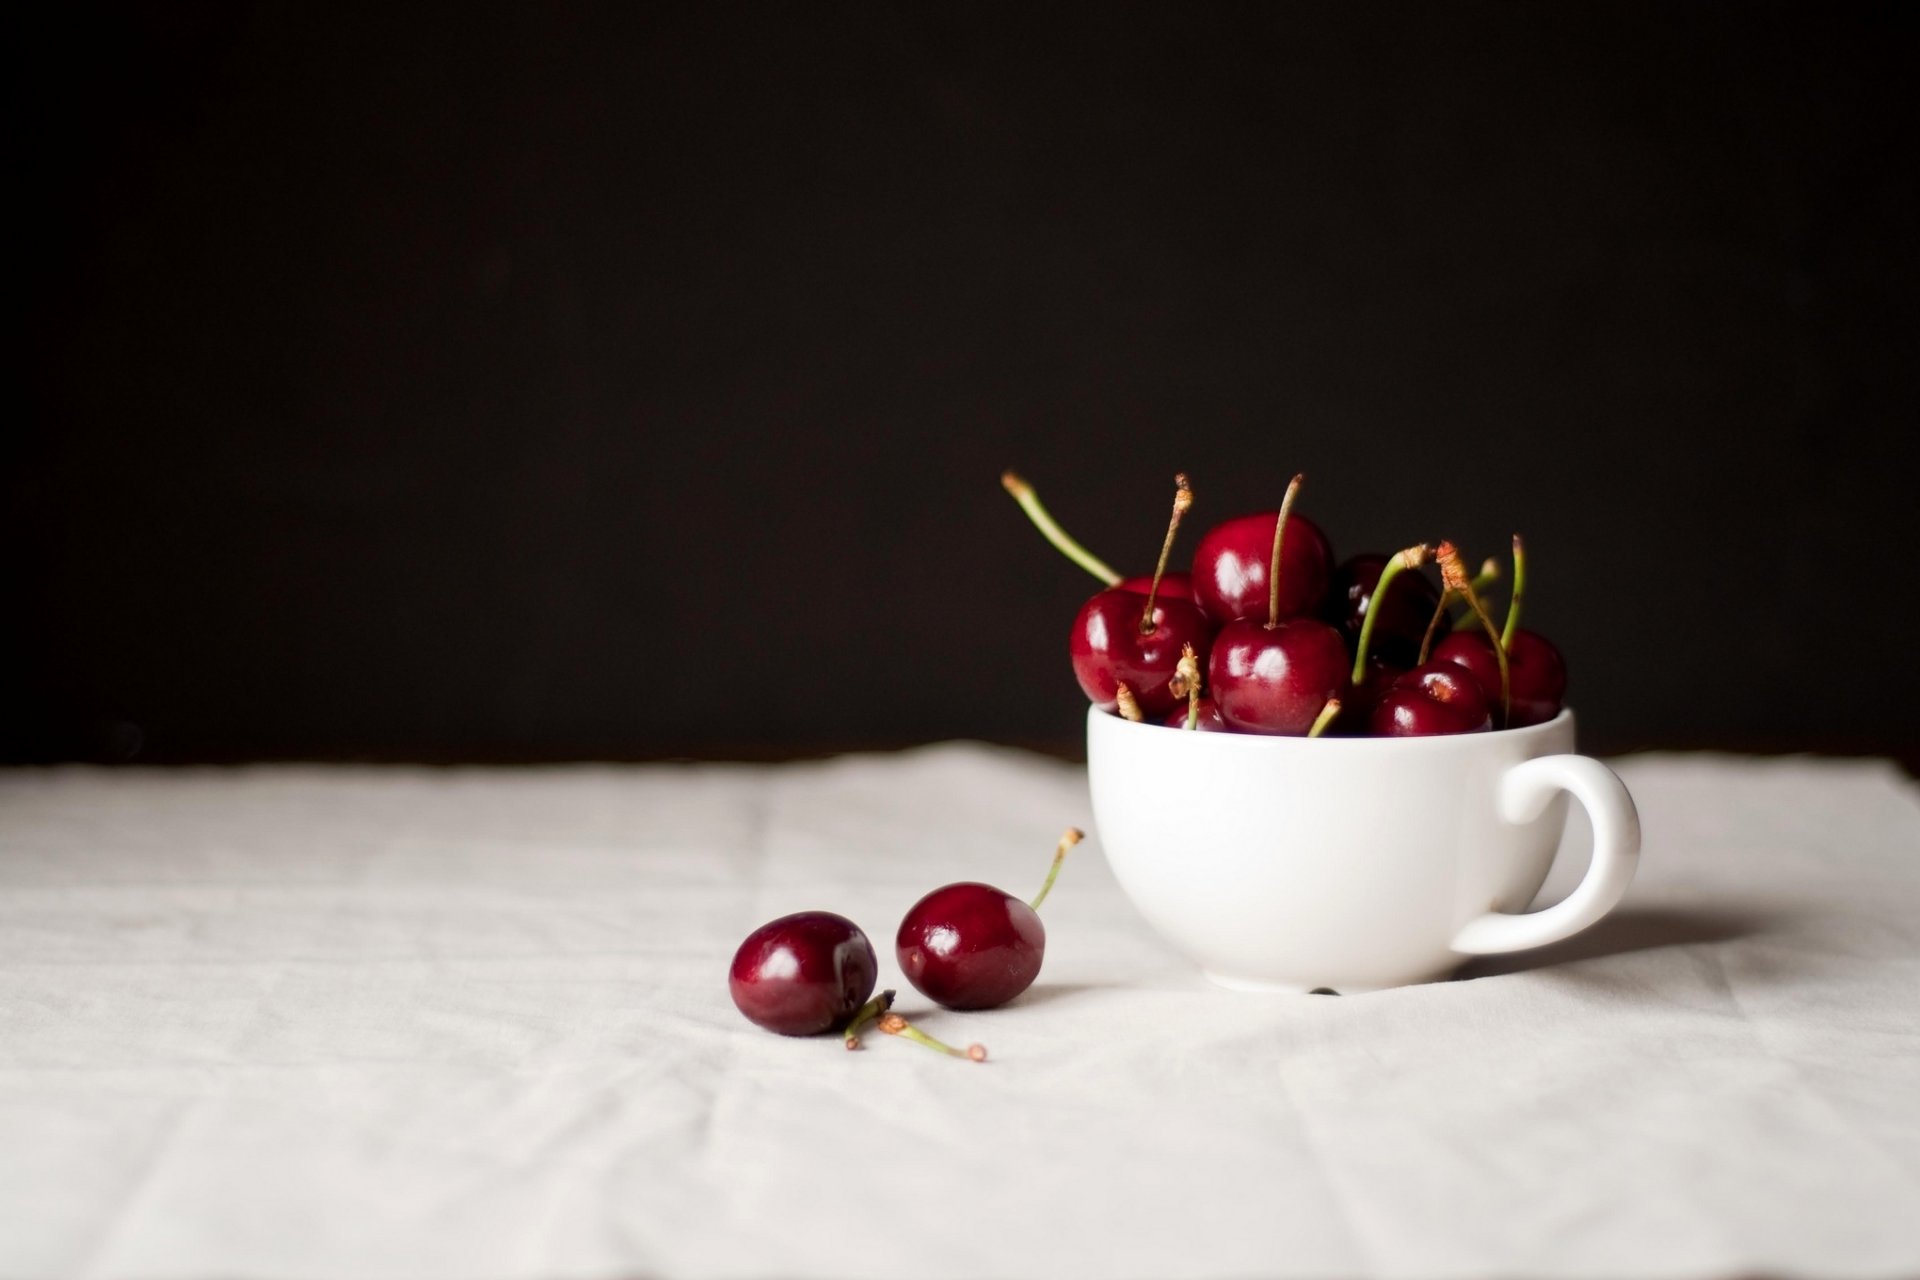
[843,989,897,1050]
[1029,827,1083,911]
[1172,642,1203,729]
[1350,543,1430,684]
[879,1012,987,1063]
[1501,535,1526,650]
[1265,474,1306,629]
[1114,682,1144,722]
[1417,589,1453,665]
[1307,698,1342,739]
[1437,541,1511,722]
[1000,471,1121,586]
[1139,473,1194,635]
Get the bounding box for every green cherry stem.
[1265,473,1306,629]
[843,988,897,1050]
[1417,589,1453,665]
[1001,471,1122,586]
[879,1013,987,1063]
[1029,827,1083,911]
[1450,558,1504,631]
[1501,535,1527,650]
[1350,543,1430,684]
[1437,541,1511,723]
[1307,697,1343,739]
[1473,557,1502,594]
[1139,474,1193,635]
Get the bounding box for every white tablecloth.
[2,748,1917,1279]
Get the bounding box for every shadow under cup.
[1085,707,1641,993]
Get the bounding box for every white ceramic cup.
[1086,706,1640,992]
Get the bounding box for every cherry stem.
[1114,682,1144,722]
[1417,589,1452,665]
[1451,559,1504,632]
[1139,473,1193,635]
[1266,474,1305,630]
[1438,541,1511,723]
[879,1013,987,1063]
[1172,642,1203,729]
[1350,543,1429,685]
[1307,698,1342,739]
[1000,471,1121,587]
[843,988,896,1050]
[1029,827,1083,911]
[1501,535,1526,650]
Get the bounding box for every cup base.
[1202,967,1458,996]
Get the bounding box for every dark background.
[9,4,1916,764]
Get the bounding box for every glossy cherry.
[1206,475,1350,735]
[1191,509,1332,625]
[1210,620,1349,734]
[1069,476,1213,718]
[1071,589,1211,718]
[1432,630,1567,728]
[1369,662,1493,736]
[897,829,1079,1011]
[1337,656,1407,731]
[1325,553,1441,668]
[729,911,879,1036]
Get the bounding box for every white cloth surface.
[1,747,1918,1280]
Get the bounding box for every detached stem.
[1029,828,1083,912]
[1307,698,1342,739]
[843,988,896,1050]
[1001,471,1122,586]
[1350,544,1429,685]
[1266,474,1306,629]
[879,1013,987,1063]
[1501,535,1527,650]
[1139,474,1193,635]
[1437,541,1511,723]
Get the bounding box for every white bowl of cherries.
[1007,470,1640,993]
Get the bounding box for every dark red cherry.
[1163,695,1230,731]
[1431,630,1567,728]
[1337,656,1407,731]
[1369,663,1493,736]
[897,883,1044,1011]
[1208,617,1350,735]
[1325,553,1442,668]
[897,829,1079,1011]
[1191,511,1332,624]
[728,911,878,1036]
[1070,588,1213,718]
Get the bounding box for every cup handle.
[1450,754,1642,956]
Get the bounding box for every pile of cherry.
[1007,470,1567,737]
[727,828,1082,1060]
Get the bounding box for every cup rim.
[1089,705,1575,751]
